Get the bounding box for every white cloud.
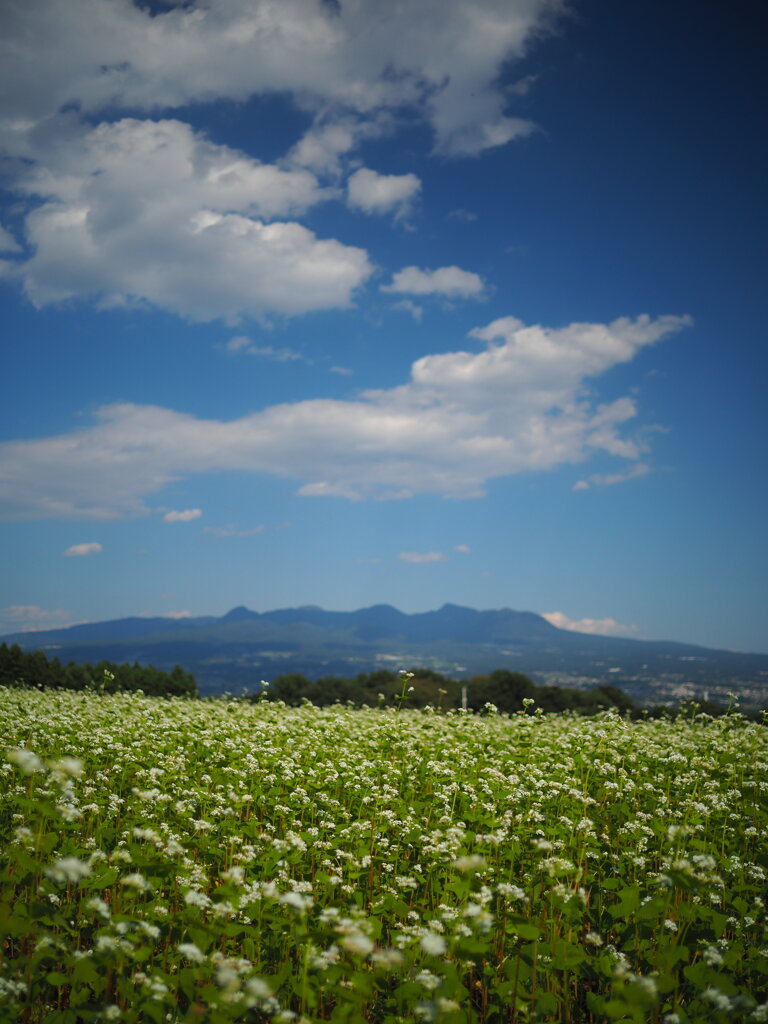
[0,0,563,156]
[226,336,304,361]
[10,118,370,320]
[573,464,651,490]
[448,209,478,223]
[454,544,471,554]
[204,524,266,538]
[0,1,567,324]
[0,605,72,634]
[542,611,640,638]
[399,551,446,563]
[63,542,102,557]
[0,314,691,519]
[163,508,203,523]
[163,610,192,619]
[382,266,486,298]
[288,116,388,175]
[391,299,424,322]
[347,168,421,219]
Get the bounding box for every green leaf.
[505,915,541,940]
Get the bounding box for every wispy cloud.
[0,314,691,519]
[204,524,265,538]
[573,464,651,491]
[399,551,446,563]
[447,209,477,223]
[542,611,640,638]
[226,337,304,362]
[391,299,424,321]
[63,542,102,557]
[163,508,202,523]
[0,605,72,634]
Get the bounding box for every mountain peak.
[220,605,259,622]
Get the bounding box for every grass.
[1,684,767,1023]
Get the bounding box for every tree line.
[259,667,640,715]
[2,645,751,718]
[0,643,198,697]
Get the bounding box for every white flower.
[184,889,211,908]
[121,872,148,891]
[51,757,84,778]
[45,857,91,885]
[245,977,272,999]
[7,748,43,774]
[86,897,111,920]
[340,933,374,957]
[371,948,403,968]
[420,933,447,956]
[453,855,486,873]
[279,891,313,912]
[178,942,206,963]
[702,988,731,1011]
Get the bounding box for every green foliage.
[263,666,646,716]
[0,643,198,697]
[1,689,767,1023]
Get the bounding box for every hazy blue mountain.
[3,603,767,707]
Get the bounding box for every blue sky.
[1,0,766,653]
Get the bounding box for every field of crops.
[1,686,767,1024]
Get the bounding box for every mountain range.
[3,603,767,708]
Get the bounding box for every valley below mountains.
[3,603,768,709]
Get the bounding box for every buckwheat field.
[1,686,767,1023]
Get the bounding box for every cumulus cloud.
[0,0,563,155]
[163,508,203,523]
[0,314,691,519]
[399,551,446,564]
[346,168,421,219]
[63,542,102,557]
[382,266,486,298]
[0,1,567,322]
[542,611,640,638]
[8,118,370,319]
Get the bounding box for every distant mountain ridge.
[3,603,767,707]
[0,603,561,647]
